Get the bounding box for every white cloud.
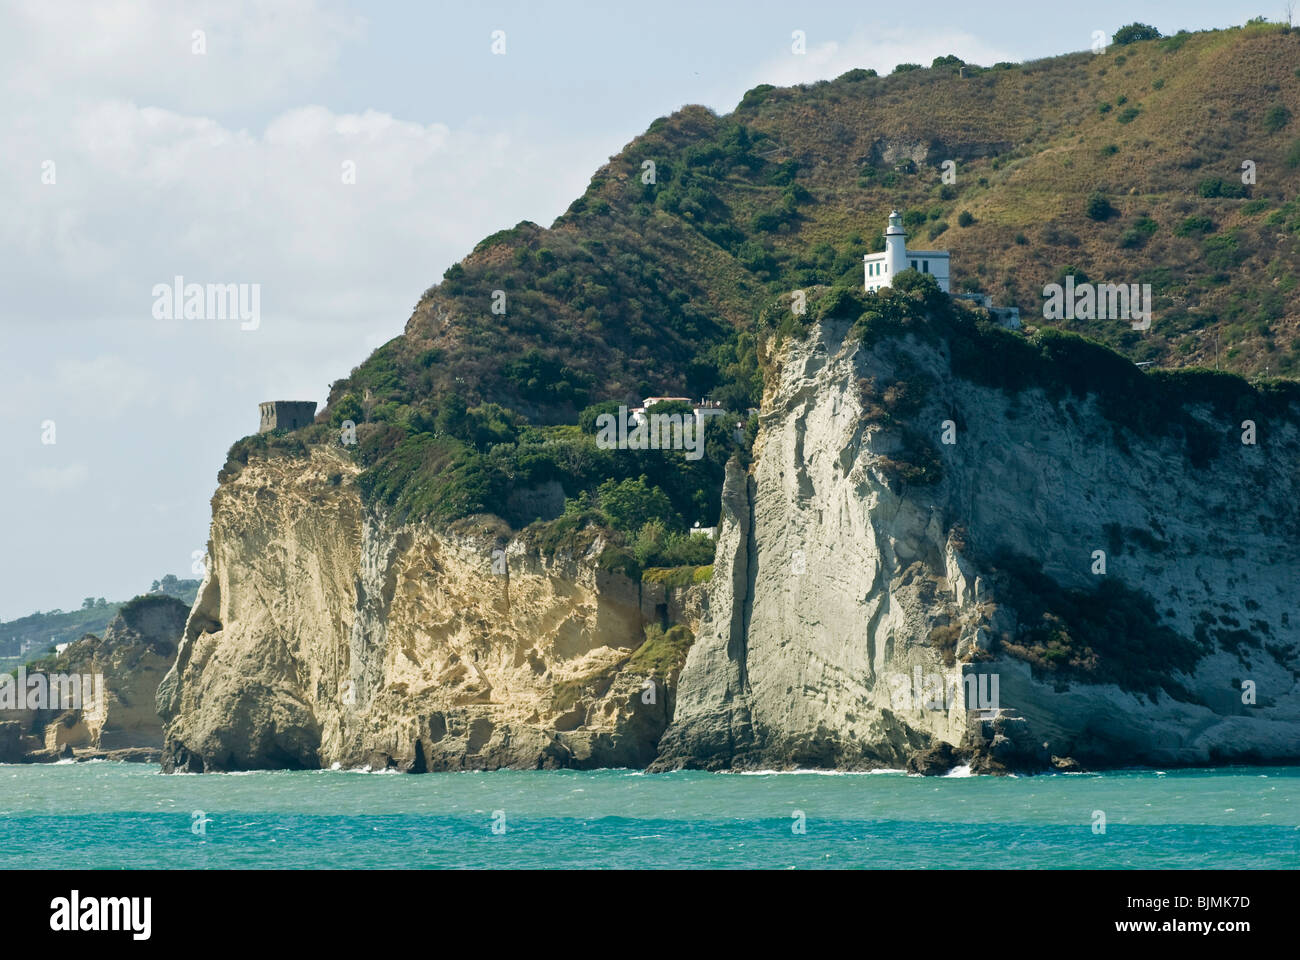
[0,0,363,115]
[1,98,593,332]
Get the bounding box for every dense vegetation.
[849,269,1300,462]
[228,21,1300,578]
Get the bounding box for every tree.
[434,392,469,441]
[330,393,364,427]
[579,400,625,433]
[81,598,94,610]
[596,476,677,533]
[1113,23,1162,45]
[632,519,668,566]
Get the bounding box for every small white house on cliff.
[864,210,951,293]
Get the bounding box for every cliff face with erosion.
[0,596,187,762]
[157,449,699,772]
[654,318,1300,771]
[161,318,1300,774]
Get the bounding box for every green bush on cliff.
[641,564,712,588]
[627,623,695,680]
[330,394,363,427]
[850,282,1300,463]
[632,519,717,568]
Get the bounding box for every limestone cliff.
[0,595,187,762]
[157,448,700,772]
[161,315,1300,775]
[654,318,1300,771]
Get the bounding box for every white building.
[863,210,950,293]
[631,397,729,428]
[862,209,1020,329]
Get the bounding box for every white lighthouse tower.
[863,210,950,293]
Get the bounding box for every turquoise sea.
[2,763,1297,869]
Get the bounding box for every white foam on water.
[731,767,905,776]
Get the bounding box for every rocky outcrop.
[654,318,1300,772]
[157,449,696,772]
[0,595,187,762]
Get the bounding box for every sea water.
[1,763,1296,869]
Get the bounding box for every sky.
[0,0,1281,620]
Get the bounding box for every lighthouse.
[863,210,951,293]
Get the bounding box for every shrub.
[578,400,624,434]
[1263,105,1292,133]
[1197,177,1248,199]
[627,624,695,680]
[1286,138,1300,168]
[817,286,869,321]
[1203,232,1246,271]
[1174,215,1216,237]
[1116,106,1140,124]
[596,476,677,532]
[957,210,975,227]
[1159,31,1188,52]
[503,349,594,408]
[1086,191,1115,221]
[1113,23,1162,45]
[892,63,922,73]
[330,393,364,427]
[738,84,775,110]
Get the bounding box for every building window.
[911,260,917,269]
[922,260,929,273]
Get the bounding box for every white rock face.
[655,319,1300,771]
[156,448,694,772]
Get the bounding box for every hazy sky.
[0,0,1277,620]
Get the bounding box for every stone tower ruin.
[258,401,318,434]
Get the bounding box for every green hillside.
[0,575,199,670]
[231,20,1300,563]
